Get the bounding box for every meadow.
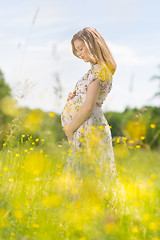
[0,122,160,240]
[0,75,160,239]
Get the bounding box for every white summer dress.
[61,63,118,181]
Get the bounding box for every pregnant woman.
[61,27,118,181]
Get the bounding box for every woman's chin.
[83,58,88,62]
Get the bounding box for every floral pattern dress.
[61,63,118,181]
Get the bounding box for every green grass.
[0,135,160,240]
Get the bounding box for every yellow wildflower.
[3,167,9,171]
[78,138,84,142]
[14,209,24,219]
[135,145,141,149]
[134,202,140,207]
[141,136,145,140]
[49,112,55,117]
[129,146,134,149]
[149,222,158,231]
[116,138,120,143]
[32,223,40,228]
[68,149,73,153]
[88,126,95,130]
[11,232,16,236]
[8,178,14,182]
[131,226,139,233]
[123,137,127,141]
[151,174,157,179]
[98,125,104,130]
[80,128,85,133]
[24,201,30,206]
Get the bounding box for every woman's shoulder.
[90,62,112,82]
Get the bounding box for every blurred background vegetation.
[0,68,159,151]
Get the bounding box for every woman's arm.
[63,80,101,139]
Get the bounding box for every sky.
[0,0,160,114]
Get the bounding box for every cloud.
[35,16,67,27]
[93,0,140,24]
[26,44,52,53]
[109,42,159,66]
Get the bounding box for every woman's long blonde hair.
[71,27,117,75]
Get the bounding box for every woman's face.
[74,39,91,63]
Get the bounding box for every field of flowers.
[0,126,160,240]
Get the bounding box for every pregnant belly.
[61,97,80,127]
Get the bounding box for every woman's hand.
[67,90,76,101]
[63,125,74,141]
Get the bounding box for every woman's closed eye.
[77,48,83,53]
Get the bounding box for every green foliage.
[104,112,123,136]
[0,66,159,149]
[104,106,160,149]
[0,108,66,150]
[141,106,160,148]
[41,113,66,143]
[0,70,11,100]
[1,105,160,151]
[0,69,13,144]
